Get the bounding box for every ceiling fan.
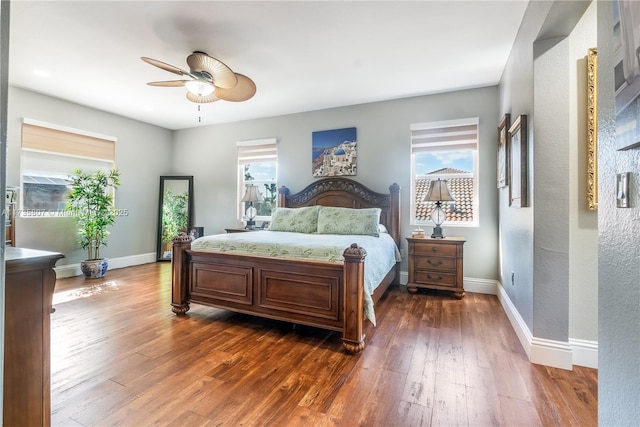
[141,51,256,103]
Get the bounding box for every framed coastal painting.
[497,114,510,188]
[509,115,528,208]
[312,127,357,177]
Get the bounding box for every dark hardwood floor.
[50,263,597,426]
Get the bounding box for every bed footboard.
[170,234,370,353]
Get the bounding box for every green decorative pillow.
[268,206,320,234]
[317,206,381,237]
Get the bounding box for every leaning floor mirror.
[157,176,194,261]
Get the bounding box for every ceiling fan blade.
[214,74,256,102]
[187,52,237,89]
[147,80,188,87]
[186,91,220,104]
[141,57,191,77]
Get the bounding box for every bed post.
[278,185,289,207]
[342,244,367,354]
[388,183,401,247]
[171,232,193,315]
[389,183,401,285]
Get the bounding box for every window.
[20,119,116,217]
[410,118,479,227]
[237,138,278,222]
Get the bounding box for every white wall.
[172,87,500,280]
[6,87,173,266]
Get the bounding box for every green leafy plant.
[66,169,121,261]
[162,189,189,245]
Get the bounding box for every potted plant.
[66,168,121,278]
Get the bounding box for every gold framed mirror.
[587,47,597,211]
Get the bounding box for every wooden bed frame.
[170,177,401,353]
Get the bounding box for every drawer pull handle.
[431,247,438,252]
[427,259,443,266]
[427,274,443,281]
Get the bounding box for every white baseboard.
[54,252,157,279]
[496,281,598,370]
[570,338,598,369]
[399,270,408,285]
[463,277,497,295]
[530,337,573,370]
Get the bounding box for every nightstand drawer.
[412,242,458,257]
[414,271,457,287]
[414,256,456,271]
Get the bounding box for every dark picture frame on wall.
[508,115,528,208]
[497,113,510,188]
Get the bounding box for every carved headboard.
[278,177,401,246]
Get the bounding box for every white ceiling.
[8,1,529,131]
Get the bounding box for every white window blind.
[237,138,277,165]
[22,121,116,162]
[410,118,478,153]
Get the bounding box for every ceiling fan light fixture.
[142,52,255,104]
[185,80,215,97]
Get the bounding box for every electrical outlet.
[511,272,515,286]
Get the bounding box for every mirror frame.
[157,175,194,261]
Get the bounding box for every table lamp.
[424,178,454,238]
[241,184,263,229]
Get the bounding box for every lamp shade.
[424,178,454,202]
[241,184,263,203]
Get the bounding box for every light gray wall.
[597,1,640,424]
[532,35,572,341]
[568,1,598,342]
[498,1,550,330]
[6,87,173,265]
[172,87,500,280]
[498,0,596,342]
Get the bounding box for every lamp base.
[431,226,445,239]
[245,219,256,229]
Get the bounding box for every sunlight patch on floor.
[53,281,119,304]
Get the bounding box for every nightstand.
[406,236,465,299]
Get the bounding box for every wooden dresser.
[4,247,64,427]
[5,199,15,246]
[406,236,465,299]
